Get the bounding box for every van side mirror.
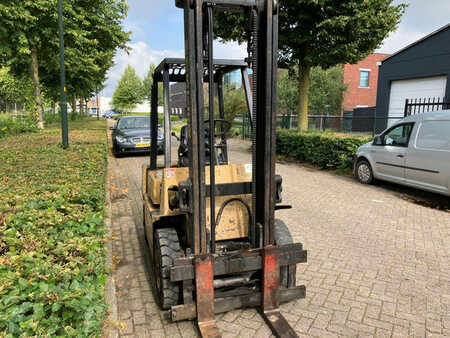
[373,135,383,146]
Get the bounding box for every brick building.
[342,53,390,115]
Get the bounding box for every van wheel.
[356,159,374,184]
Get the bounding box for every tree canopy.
[214,0,406,131]
[0,0,129,126]
[142,63,164,106]
[279,66,348,115]
[0,68,35,113]
[112,65,144,112]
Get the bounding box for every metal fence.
[404,97,450,117]
[237,113,403,138]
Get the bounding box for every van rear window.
[416,121,450,151]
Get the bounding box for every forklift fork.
[195,254,220,338]
[261,246,298,338]
[191,247,299,338]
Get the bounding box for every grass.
[0,118,108,337]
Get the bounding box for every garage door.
[388,76,447,126]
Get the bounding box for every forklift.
[142,1,307,337]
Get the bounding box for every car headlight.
[116,136,128,143]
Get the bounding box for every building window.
[224,70,242,88]
[359,70,370,88]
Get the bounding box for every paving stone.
[119,319,134,335]
[294,317,313,333]
[133,310,147,325]
[348,307,364,322]
[103,131,449,337]
[392,325,409,338]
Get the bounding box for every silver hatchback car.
[354,110,450,196]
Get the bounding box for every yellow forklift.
[142,1,307,337]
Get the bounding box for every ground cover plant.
[276,129,372,170]
[0,118,108,336]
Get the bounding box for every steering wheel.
[204,119,232,137]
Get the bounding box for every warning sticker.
[165,168,176,178]
[245,164,252,174]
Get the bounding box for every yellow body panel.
[142,163,252,242]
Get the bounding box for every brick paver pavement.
[105,126,450,337]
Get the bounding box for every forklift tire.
[153,228,182,310]
[143,205,148,245]
[274,219,297,288]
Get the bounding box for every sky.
[102,0,450,97]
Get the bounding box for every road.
[105,127,450,337]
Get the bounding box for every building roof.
[382,24,450,64]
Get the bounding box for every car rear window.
[416,121,450,151]
[118,117,150,129]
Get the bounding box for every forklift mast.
[178,0,278,256]
[171,1,299,337]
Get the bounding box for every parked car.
[102,111,119,119]
[354,110,450,196]
[111,116,163,157]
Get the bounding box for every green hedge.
[276,130,372,169]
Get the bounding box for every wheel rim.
[358,163,371,182]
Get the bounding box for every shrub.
[0,114,37,138]
[276,129,372,169]
[44,112,84,125]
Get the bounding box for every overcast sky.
[102,0,450,97]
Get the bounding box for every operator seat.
[177,124,228,167]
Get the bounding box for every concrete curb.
[104,128,119,338]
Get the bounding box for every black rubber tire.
[153,228,182,310]
[143,205,148,245]
[274,219,297,288]
[112,142,122,158]
[356,159,374,185]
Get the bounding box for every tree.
[279,66,348,115]
[142,64,156,102]
[214,0,406,131]
[278,69,298,113]
[309,66,348,115]
[0,68,35,113]
[142,64,165,106]
[0,0,129,127]
[112,65,144,112]
[223,84,248,124]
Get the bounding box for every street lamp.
[58,0,69,148]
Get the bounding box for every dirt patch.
[400,194,450,212]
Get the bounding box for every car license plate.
[136,143,150,148]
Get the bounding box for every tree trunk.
[96,93,100,120]
[297,63,311,132]
[51,102,56,114]
[71,97,76,115]
[30,47,45,129]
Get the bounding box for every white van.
[354,110,450,196]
